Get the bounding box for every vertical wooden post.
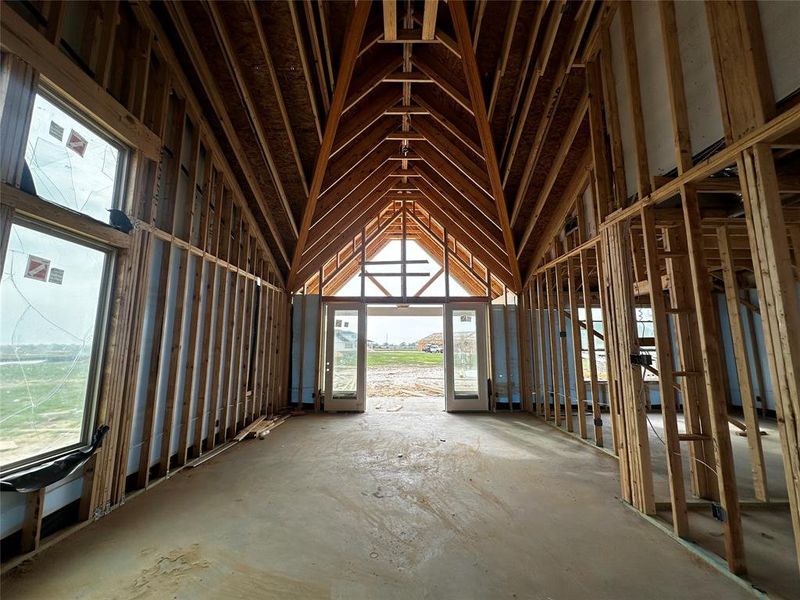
[296,290,307,411]
[503,286,513,411]
[401,205,407,301]
[663,226,717,500]
[20,489,46,553]
[599,30,627,208]
[658,0,693,175]
[717,225,768,501]
[444,228,450,299]
[555,264,573,431]
[680,184,745,574]
[705,1,774,144]
[601,222,654,514]
[641,206,689,538]
[360,227,366,300]
[580,247,603,446]
[313,269,323,413]
[567,256,588,438]
[528,285,541,415]
[487,271,497,412]
[595,236,620,454]
[545,268,560,424]
[619,1,650,199]
[536,274,548,418]
[738,145,800,572]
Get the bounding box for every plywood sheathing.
[159,1,296,257]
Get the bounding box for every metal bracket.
[629,353,653,367]
[711,503,727,522]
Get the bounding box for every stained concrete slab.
[579,408,798,598]
[2,412,757,599]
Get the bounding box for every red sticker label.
[66,129,88,157]
[24,255,50,282]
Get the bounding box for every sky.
[335,239,469,298]
[0,223,106,347]
[336,240,470,344]
[367,314,442,345]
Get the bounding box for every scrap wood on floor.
[188,414,291,468]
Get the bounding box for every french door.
[323,302,366,412]
[444,303,489,411]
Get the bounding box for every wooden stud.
[661,226,717,500]
[717,224,768,501]
[738,146,800,571]
[579,248,603,446]
[545,268,560,424]
[19,489,46,553]
[641,206,689,537]
[681,184,745,574]
[383,0,397,42]
[555,264,573,432]
[658,0,692,175]
[421,0,438,41]
[566,256,588,438]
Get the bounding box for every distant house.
[334,329,358,350]
[416,332,443,351]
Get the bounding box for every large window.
[0,88,124,472]
[24,90,126,222]
[0,221,113,470]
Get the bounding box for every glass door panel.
[452,309,480,397]
[332,309,358,397]
[324,304,365,411]
[444,303,488,411]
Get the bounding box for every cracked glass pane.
[25,93,123,223]
[0,223,108,468]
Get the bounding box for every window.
[24,90,126,222]
[0,220,113,471]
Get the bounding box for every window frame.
[0,82,127,475]
[0,215,116,475]
[26,85,130,221]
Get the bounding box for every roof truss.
[305,200,500,298]
[289,0,522,292]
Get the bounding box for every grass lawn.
[367,350,443,367]
[0,353,89,465]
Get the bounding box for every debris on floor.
[188,414,291,468]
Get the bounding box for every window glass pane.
[25,93,123,222]
[331,309,358,397]
[452,309,479,397]
[0,223,108,468]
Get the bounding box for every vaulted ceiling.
[159,0,603,292]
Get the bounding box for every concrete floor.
[3,412,757,599]
[572,407,798,598]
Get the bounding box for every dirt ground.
[367,365,444,412]
[366,365,444,398]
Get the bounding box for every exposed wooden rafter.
[449,0,522,291]
[288,0,372,291]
